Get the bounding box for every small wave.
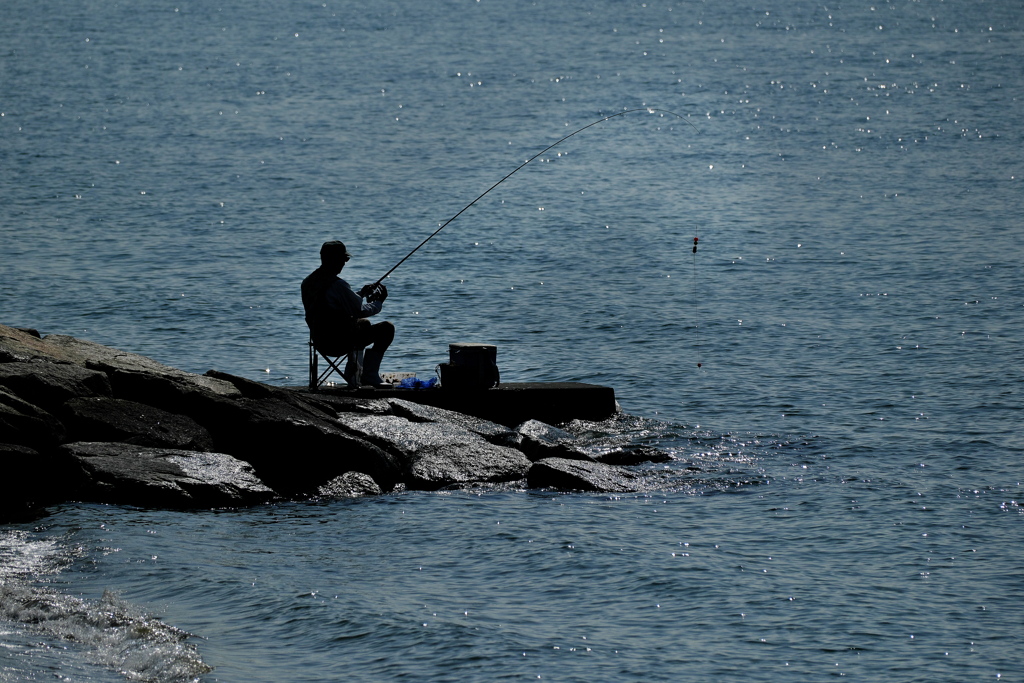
[0,530,210,682]
[563,412,773,488]
[0,530,68,582]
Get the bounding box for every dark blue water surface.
[2,1,1022,681]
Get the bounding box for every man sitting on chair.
[301,240,394,386]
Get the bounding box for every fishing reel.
[359,283,388,303]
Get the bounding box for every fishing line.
[374,108,700,285]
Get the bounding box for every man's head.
[320,241,351,270]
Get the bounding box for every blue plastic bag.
[398,376,438,389]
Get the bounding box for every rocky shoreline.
[1,324,671,522]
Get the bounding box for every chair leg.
[309,339,319,389]
[317,354,347,387]
[310,338,346,390]
[309,338,365,389]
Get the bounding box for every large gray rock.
[61,397,215,451]
[0,386,66,448]
[514,419,596,463]
[0,331,244,420]
[39,334,242,407]
[0,324,72,363]
[336,413,531,490]
[101,367,240,417]
[527,457,644,493]
[196,396,402,495]
[388,398,519,446]
[316,471,382,498]
[62,442,277,508]
[0,361,112,413]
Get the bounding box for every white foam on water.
[0,530,210,682]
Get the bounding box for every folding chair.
[308,337,363,390]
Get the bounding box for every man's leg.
[358,320,395,385]
[342,319,373,385]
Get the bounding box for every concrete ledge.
[294,382,618,427]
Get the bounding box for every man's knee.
[377,321,395,344]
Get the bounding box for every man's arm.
[326,279,382,318]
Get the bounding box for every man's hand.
[362,283,388,303]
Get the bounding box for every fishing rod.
[372,108,700,286]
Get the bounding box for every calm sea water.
[2,0,1022,680]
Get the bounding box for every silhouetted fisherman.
[301,241,394,386]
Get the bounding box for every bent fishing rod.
[372,108,700,286]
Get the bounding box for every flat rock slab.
[62,442,276,508]
[0,324,73,363]
[294,382,618,427]
[336,414,530,490]
[527,457,644,493]
[61,397,214,452]
[388,399,518,446]
[0,326,238,403]
[40,334,241,402]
